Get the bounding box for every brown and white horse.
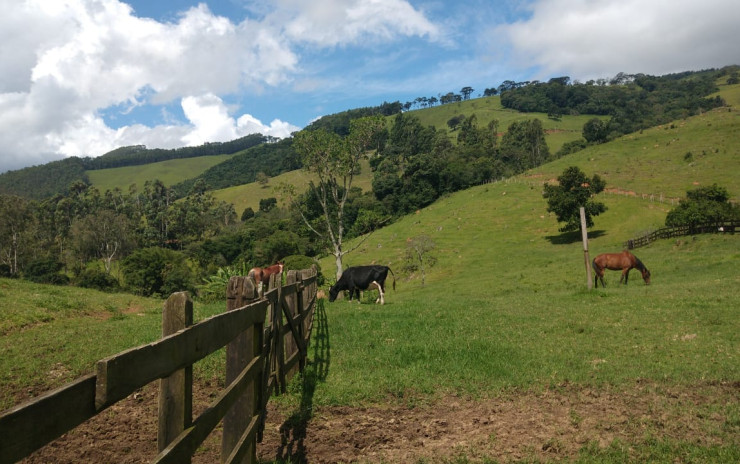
[592,250,650,288]
[247,262,284,296]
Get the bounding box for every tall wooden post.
[222,276,258,464]
[158,292,193,458]
[284,270,299,380]
[580,207,593,289]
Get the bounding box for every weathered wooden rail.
[0,267,317,464]
[624,220,738,249]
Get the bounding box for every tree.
[256,171,269,187]
[582,118,609,143]
[499,119,550,172]
[543,166,607,232]
[665,184,739,227]
[69,210,134,273]
[404,235,436,286]
[121,247,195,297]
[0,195,34,275]
[259,197,277,213]
[461,86,474,100]
[289,115,386,278]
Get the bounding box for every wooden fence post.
[222,276,259,464]
[284,270,299,379]
[158,292,194,457]
[580,207,592,290]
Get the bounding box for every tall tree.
[0,195,34,275]
[69,210,134,273]
[288,115,385,278]
[542,166,607,232]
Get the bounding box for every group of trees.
[498,70,727,140]
[0,108,561,291]
[0,179,243,294]
[402,87,476,111]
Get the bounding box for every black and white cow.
[329,265,396,304]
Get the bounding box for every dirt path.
[19,380,738,463]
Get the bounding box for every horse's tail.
[591,257,598,272]
[387,266,396,291]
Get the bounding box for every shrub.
[282,255,324,286]
[76,269,120,291]
[0,264,11,278]
[665,184,740,227]
[197,263,249,302]
[23,257,69,285]
[121,247,195,297]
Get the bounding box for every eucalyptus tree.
[286,115,386,278]
[0,195,34,275]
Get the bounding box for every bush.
[282,255,324,286]
[665,184,740,227]
[23,257,69,285]
[197,263,249,303]
[121,247,195,297]
[0,264,11,277]
[76,269,120,291]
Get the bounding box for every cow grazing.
[329,265,396,304]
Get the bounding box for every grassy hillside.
[409,95,601,153]
[529,104,740,202]
[87,153,234,191]
[211,159,375,214]
[86,96,594,197]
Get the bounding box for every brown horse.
[247,262,284,296]
[592,250,650,288]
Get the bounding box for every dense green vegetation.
[498,68,734,140]
[0,157,89,200]
[85,133,268,169]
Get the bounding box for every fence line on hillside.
[623,221,738,249]
[0,266,318,464]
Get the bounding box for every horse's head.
[641,268,651,285]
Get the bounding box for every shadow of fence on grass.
[275,298,330,463]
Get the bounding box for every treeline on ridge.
[85,133,269,170]
[498,68,733,138]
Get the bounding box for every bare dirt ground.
[19,380,738,464]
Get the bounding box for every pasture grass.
[86,153,234,192]
[0,287,227,410]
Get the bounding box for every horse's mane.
[634,257,647,272]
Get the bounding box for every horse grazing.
[592,250,650,288]
[247,262,284,296]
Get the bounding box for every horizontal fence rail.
[624,221,738,249]
[0,266,318,464]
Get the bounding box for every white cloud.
[272,0,440,46]
[0,0,439,173]
[497,0,740,80]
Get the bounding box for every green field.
[2,85,739,462]
[86,153,234,192]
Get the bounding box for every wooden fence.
[0,266,318,464]
[624,220,738,249]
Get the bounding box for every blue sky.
[2,0,739,173]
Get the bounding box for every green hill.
[408,95,599,153]
[87,153,234,192]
